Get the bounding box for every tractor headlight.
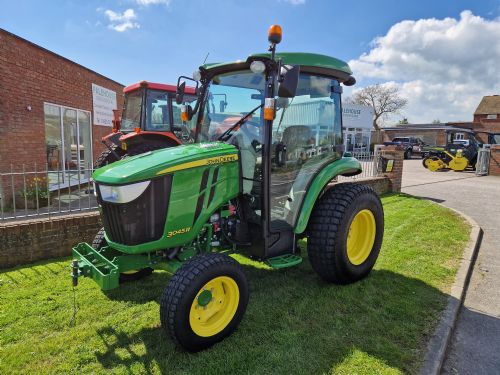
[98,181,150,204]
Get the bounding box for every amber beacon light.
[268,24,282,44]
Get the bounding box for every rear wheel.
[94,146,125,168]
[160,253,249,352]
[307,183,384,284]
[91,228,153,283]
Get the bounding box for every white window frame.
[44,102,93,190]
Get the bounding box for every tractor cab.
[95,81,197,167]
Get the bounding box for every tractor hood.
[93,142,239,185]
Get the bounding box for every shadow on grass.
[95,262,450,374]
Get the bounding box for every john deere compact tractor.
[72,25,384,351]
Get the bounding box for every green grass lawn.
[0,194,470,375]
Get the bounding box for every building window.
[344,128,371,154]
[486,114,498,119]
[44,103,92,189]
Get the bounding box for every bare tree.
[347,85,408,130]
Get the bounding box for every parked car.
[383,137,425,159]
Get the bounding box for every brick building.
[472,95,500,144]
[379,96,500,147]
[0,28,124,189]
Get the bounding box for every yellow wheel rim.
[346,209,376,265]
[189,276,240,337]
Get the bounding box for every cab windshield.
[199,70,265,142]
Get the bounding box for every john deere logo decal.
[206,155,238,165]
[157,154,238,175]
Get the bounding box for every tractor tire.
[94,146,125,168]
[91,228,153,283]
[160,252,249,352]
[307,183,384,284]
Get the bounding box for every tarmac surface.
[401,159,500,375]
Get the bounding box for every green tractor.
[72,25,384,352]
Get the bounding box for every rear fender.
[119,132,182,148]
[102,132,123,148]
[294,157,362,234]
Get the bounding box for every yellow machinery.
[424,149,469,172]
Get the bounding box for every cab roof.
[123,81,196,94]
[203,52,355,86]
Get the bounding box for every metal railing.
[0,152,381,222]
[338,151,381,182]
[0,164,98,222]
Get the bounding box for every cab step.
[266,254,302,269]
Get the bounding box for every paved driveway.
[401,160,500,375]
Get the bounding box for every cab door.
[259,73,344,258]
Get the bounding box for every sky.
[1,0,500,125]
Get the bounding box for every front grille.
[97,176,172,245]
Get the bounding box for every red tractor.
[95,81,197,167]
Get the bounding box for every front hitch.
[72,259,80,287]
[72,243,120,290]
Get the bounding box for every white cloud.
[104,8,140,32]
[135,0,171,5]
[348,11,500,124]
[281,0,306,5]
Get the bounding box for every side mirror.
[219,100,227,113]
[176,81,186,105]
[278,65,300,98]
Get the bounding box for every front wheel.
[160,253,249,352]
[307,183,384,284]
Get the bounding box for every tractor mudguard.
[119,131,182,147]
[102,132,122,148]
[294,156,361,234]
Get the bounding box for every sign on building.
[342,104,374,129]
[92,83,117,126]
[342,104,374,153]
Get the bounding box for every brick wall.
[489,145,500,176]
[0,212,101,269]
[339,176,391,195]
[378,145,404,192]
[0,29,124,173]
